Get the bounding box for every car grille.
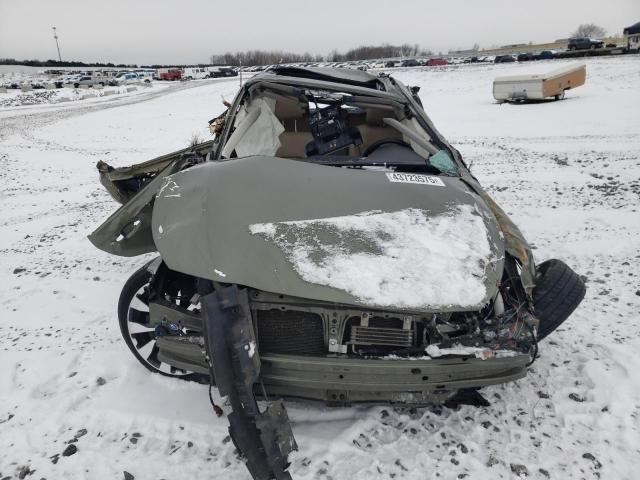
[257,310,326,355]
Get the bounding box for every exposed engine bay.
[127,252,537,405]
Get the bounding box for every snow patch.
[247,341,256,358]
[249,205,494,309]
[379,345,520,361]
[425,344,519,360]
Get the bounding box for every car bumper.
[156,335,529,405]
[259,353,529,404]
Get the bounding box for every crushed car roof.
[265,66,384,89]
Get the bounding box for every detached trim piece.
[202,286,297,480]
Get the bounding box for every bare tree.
[572,23,606,38]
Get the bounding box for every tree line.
[213,43,434,66]
[212,51,323,67]
[0,58,209,69]
[0,58,139,68]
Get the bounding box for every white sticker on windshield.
[385,172,445,186]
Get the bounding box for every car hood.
[152,156,505,312]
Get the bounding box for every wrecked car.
[89,67,586,480]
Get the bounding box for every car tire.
[590,44,596,50]
[74,83,79,88]
[569,45,575,51]
[533,259,586,341]
[99,82,105,87]
[554,90,566,101]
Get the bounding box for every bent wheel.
[117,264,200,380]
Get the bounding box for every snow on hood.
[249,204,497,309]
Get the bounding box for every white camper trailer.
[493,63,586,103]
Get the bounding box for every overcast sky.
[1,0,638,64]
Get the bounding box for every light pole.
[52,27,62,62]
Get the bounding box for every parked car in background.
[134,70,154,82]
[534,50,559,60]
[77,76,106,88]
[50,74,75,88]
[495,55,516,63]
[208,67,238,78]
[426,58,448,66]
[109,72,140,86]
[64,75,105,88]
[400,59,420,67]
[384,60,397,68]
[517,52,535,62]
[568,37,604,50]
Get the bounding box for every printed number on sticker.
[385,173,445,186]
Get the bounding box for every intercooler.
[347,316,414,348]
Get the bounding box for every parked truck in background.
[156,68,182,81]
[623,22,640,52]
[182,67,208,80]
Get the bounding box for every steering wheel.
[363,138,412,157]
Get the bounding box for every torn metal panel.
[89,158,185,256]
[202,286,296,480]
[97,140,215,204]
[460,175,537,298]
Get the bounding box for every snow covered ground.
[0,84,165,108]
[1,57,639,480]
